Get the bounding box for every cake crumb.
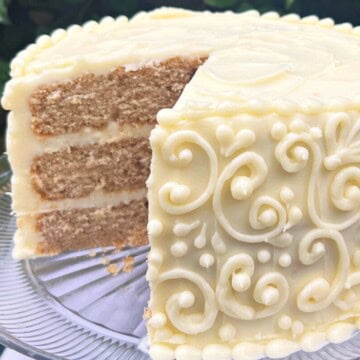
[106,263,120,275]
[143,307,152,320]
[88,250,97,257]
[123,256,134,273]
[101,256,110,265]
[115,242,126,251]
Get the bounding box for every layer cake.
[2,7,360,359]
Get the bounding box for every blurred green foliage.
[0,0,359,151]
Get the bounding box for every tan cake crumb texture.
[101,256,110,265]
[14,57,205,257]
[143,307,152,320]
[106,263,120,276]
[88,249,97,257]
[36,199,147,254]
[122,256,135,273]
[29,57,205,136]
[31,136,151,200]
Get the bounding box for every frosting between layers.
[13,187,146,258]
[7,104,151,213]
[12,181,146,214]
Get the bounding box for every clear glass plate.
[0,154,360,360]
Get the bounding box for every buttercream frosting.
[2,6,360,356]
[148,108,360,360]
[144,9,360,358]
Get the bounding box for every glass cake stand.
[0,153,360,360]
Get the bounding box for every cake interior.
[24,57,205,255]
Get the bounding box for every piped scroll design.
[216,254,289,320]
[335,251,360,311]
[157,130,218,215]
[213,152,298,243]
[156,269,218,335]
[274,114,360,230]
[334,272,360,311]
[297,229,349,312]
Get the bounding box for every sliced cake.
[2,7,360,359]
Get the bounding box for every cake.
[2,7,360,360]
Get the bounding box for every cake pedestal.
[0,154,359,360]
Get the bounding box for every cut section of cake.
[2,7,360,359]
[4,25,205,257]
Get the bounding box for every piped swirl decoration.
[216,254,289,320]
[324,113,360,170]
[157,269,218,335]
[330,167,360,212]
[334,250,360,311]
[297,229,349,312]
[213,151,292,242]
[158,130,218,215]
[274,115,360,230]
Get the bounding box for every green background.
[0,0,360,153]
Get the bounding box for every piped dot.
[232,273,251,292]
[148,312,167,329]
[292,320,304,337]
[178,291,195,308]
[178,149,193,164]
[171,241,188,257]
[261,286,280,306]
[170,185,190,204]
[199,253,215,268]
[231,176,253,200]
[257,249,271,263]
[279,253,292,267]
[237,129,256,147]
[278,315,293,330]
[346,185,360,201]
[148,249,163,266]
[324,155,342,170]
[259,208,278,227]
[288,206,303,224]
[147,220,163,237]
[310,127,323,139]
[293,146,309,162]
[271,122,287,140]
[280,186,295,203]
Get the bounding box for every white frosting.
[278,253,292,268]
[199,253,215,268]
[3,7,360,112]
[256,249,269,263]
[2,5,360,357]
[8,120,152,214]
[278,315,292,330]
[12,187,146,259]
[170,241,188,257]
[149,107,360,358]
[146,10,360,352]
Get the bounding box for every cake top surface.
[4,7,360,113]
